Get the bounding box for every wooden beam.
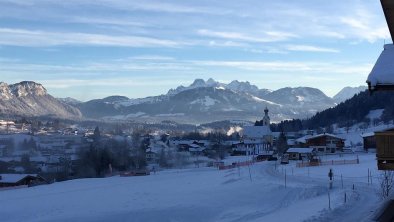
[381,0,394,41]
[368,82,394,93]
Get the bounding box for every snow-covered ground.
[0,153,387,222]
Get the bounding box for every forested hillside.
[268,90,394,131]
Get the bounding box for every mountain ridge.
[0,79,365,124]
[0,81,82,119]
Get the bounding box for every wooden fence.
[296,158,359,168]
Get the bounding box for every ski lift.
[366,0,394,92]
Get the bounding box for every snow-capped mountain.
[0,81,82,119]
[167,78,221,95]
[0,79,366,124]
[166,78,270,96]
[333,86,367,103]
[263,87,335,112]
[75,79,337,123]
[57,97,82,106]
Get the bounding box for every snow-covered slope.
[333,86,367,103]
[57,97,82,106]
[263,87,335,114]
[0,154,382,222]
[0,81,82,119]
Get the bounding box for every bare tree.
[379,170,394,199]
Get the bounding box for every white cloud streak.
[197,29,297,43]
[0,28,182,47]
[286,45,340,53]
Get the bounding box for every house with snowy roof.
[286,148,314,160]
[0,174,47,187]
[302,133,345,153]
[234,108,273,155]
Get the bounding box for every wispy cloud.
[192,60,372,75]
[197,29,297,43]
[286,44,340,53]
[69,17,148,27]
[0,0,386,99]
[0,28,182,47]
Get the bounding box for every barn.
[375,128,394,170]
[0,174,47,187]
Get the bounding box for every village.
[0,107,389,190]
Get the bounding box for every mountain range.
[0,79,367,124]
[0,81,82,119]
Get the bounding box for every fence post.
[248,163,252,182]
[368,168,370,185]
[285,169,287,188]
[341,174,343,189]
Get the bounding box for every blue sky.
[0,0,391,101]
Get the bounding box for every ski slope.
[0,153,384,222]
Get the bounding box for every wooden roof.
[381,0,394,41]
[366,1,394,92]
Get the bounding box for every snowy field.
[0,153,387,222]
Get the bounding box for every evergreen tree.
[276,132,288,155]
[93,126,101,144]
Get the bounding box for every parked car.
[280,154,289,164]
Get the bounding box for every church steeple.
[263,107,270,126]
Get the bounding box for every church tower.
[262,107,270,126]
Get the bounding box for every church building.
[233,107,274,156]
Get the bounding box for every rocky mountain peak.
[10,81,47,97]
[0,82,12,100]
[227,80,259,93]
[190,79,207,87]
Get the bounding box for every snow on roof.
[361,132,375,138]
[287,139,295,146]
[242,126,271,138]
[306,133,343,141]
[367,44,394,89]
[0,157,21,162]
[286,148,314,153]
[188,144,201,148]
[295,135,312,144]
[0,174,38,183]
[189,147,206,152]
[375,127,394,133]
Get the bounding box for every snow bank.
[0,154,383,222]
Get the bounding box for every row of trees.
[76,127,149,178]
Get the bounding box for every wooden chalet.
[0,174,47,187]
[375,128,394,170]
[361,132,376,152]
[286,148,314,160]
[367,0,394,91]
[304,133,344,153]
